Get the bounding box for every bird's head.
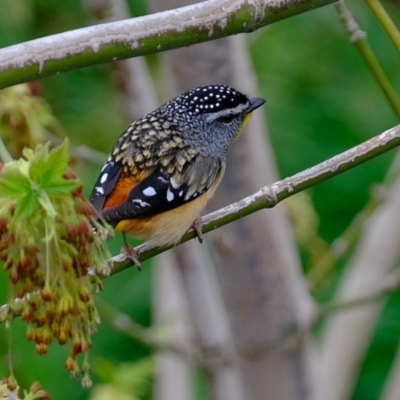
[164,84,266,157]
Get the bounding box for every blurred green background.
[0,0,400,399]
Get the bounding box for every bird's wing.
[89,159,123,213]
[96,155,223,226]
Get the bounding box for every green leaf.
[30,140,70,187]
[12,191,38,222]
[0,167,31,198]
[27,139,80,197]
[28,142,51,184]
[114,358,154,395]
[93,358,154,396]
[42,179,80,196]
[45,138,70,182]
[22,147,34,160]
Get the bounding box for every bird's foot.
[122,244,142,270]
[122,233,142,270]
[191,217,203,243]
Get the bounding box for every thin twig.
[308,198,378,289]
[263,270,400,375]
[318,269,400,319]
[96,298,203,363]
[365,0,400,51]
[335,0,400,119]
[45,130,108,165]
[99,268,400,357]
[72,145,108,165]
[108,124,400,276]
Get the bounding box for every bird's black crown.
[171,84,249,116]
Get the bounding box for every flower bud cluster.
[0,377,50,399]
[0,142,112,385]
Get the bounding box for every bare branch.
[0,0,336,89]
[91,266,400,370]
[318,269,400,318]
[97,297,202,362]
[365,0,400,51]
[108,124,400,275]
[335,0,400,118]
[72,145,108,165]
[1,125,400,323]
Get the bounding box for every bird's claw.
[191,217,204,243]
[122,233,142,270]
[122,244,142,270]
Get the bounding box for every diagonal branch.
[108,124,400,275]
[318,269,400,319]
[0,0,336,89]
[365,0,400,51]
[96,297,203,363]
[334,0,400,119]
[1,124,399,323]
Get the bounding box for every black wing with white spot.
[100,155,224,226]
[89,160,122,212]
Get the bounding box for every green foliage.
[0,142,79,221]
[91,357,154,400]
[0,140,112,387]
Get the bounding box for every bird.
[89,84,266,267]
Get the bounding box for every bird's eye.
[217,114,236,124]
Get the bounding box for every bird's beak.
[246,97,266,114]
[236,97,266,141]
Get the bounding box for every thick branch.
[0,0,336,89]
[108,124,400,275]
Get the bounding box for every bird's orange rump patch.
[103,171,149,209]
[114,194,209,244]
